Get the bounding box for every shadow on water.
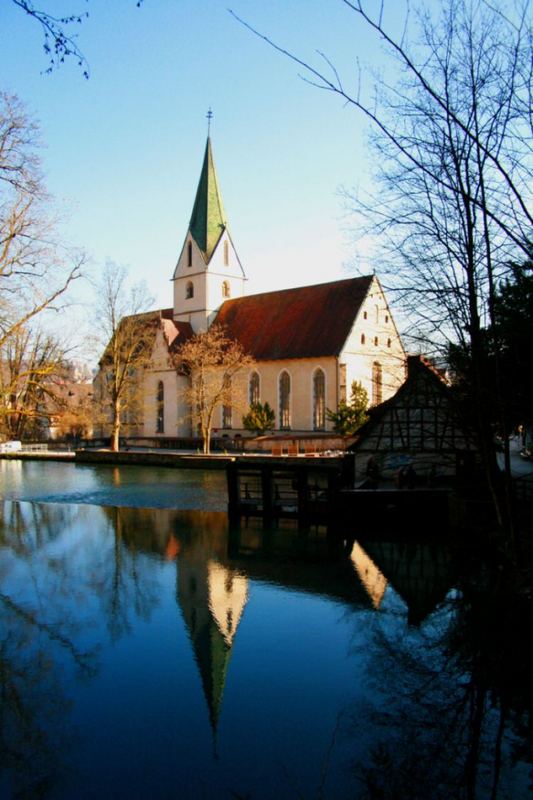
[349,555,533,800]
[0,477,531,797]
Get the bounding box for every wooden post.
[262,467,274,523]
[297,467,310,529]
[227,463,239,521]
[328,469,340,516]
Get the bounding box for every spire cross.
[207,107,213,135]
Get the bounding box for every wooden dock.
[226,458,451,531]
[226,458,347,525]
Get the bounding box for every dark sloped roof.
[214,276,373,360]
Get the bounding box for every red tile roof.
[214,276,373,360]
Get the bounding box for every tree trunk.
[203,424,211,455]
[111,398,121,452]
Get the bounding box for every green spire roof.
[189,137,227,263]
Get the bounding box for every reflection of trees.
[0,500,167,794]
[354,563,532,800]
[0,592,98,796]
[0,500,80,554]
[0,501,98,797]
[0,501,203,794]
[96,506,163,640]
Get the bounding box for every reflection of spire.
[192,613,232,735]
[350,542,388,609]
[177,555,248,735]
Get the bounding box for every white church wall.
[214,357,339,433]
[141,329,191,437]
[341,278,406,405]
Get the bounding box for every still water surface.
[0,461,530,798]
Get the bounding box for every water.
[0,459,228,510]
[0,461,530,799]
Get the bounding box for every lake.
[0,460,530,798]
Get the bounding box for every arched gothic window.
[361,333,366,345]
[279,371,291,429]
[313,368,326,431]
[372,362,383,406]
[222,280,231,298]
[223,240,229,266]
[187,241,192,267]
[249,371,260,405]
[186,281,194,299]
[222,374,232,429]
[156,381,164,433]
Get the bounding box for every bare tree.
[232,0,532,536]
[0,92,83,352]
[92,262,155,452]
[174,324,255,455]
[0,93,84,441]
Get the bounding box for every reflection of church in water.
[176,537,248,731]
[104,505,456,733]
[161,512,455,731]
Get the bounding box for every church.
[96,136,406,444]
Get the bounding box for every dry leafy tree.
[92,262,155,452]
[174,324,255,454]
[0,325,69,440]
[49,383,93,442]
[235,0,531,536]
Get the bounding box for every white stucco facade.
[173,230,246,333]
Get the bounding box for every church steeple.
[172,133,246,332]
[189,137,227,264]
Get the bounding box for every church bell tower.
[172,134,246,332]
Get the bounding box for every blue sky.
[0,0,408,342]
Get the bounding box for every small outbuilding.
[349,355,477,486]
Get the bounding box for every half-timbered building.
[350,355,476,481]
